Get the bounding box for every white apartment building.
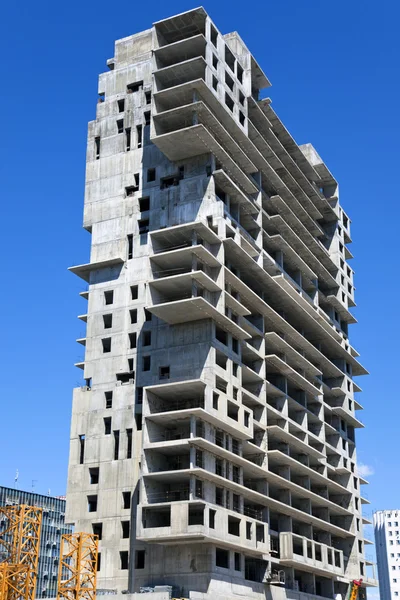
[375,510,400,600]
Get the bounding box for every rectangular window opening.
[117,99,125,112]
[127,234,133,259]
[121,520,130,538]
[87,495,97,512]
[143,331,151,346]
[102,338,111,353]
[129,332,137,349]
[215,548,229,568]
[209,509,216,529]
[139,196,150,212]
[225,92,234,113]
[126,429,132,459]
[104,290,114,305]
[139,219,149,235]
[135,549,145,569]
[89,467,99,484]
[147,168,156,182]
[117,119,124,134]
[210,24,218,47]
[104,417,112,435]
[142,356,151,371]
[103,314,112,329]
[79,435,85,464]
[122,492,131,509]
[131,285,139,300]
[145,91,151,105]
[95,136,100,160]
[120,551,129,570]
[125,127,131,151]
[114,430,120,460]
[127,81,143,93]
[92,523,102,540]
[144,111,151,126]
[159,365,170,380]
[237,64,243,84]
[136,124,142,148]
[130,309,137,324]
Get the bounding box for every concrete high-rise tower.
[374,510,400,600]
[66,8,377,600]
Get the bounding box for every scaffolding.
[57,533,98,600]
[0,504,42,600]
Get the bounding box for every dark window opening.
[237,64,243,83]
[135,413,142,431]
[239,90,245,105]
[232,362,239,377]
[159,366,170,380]
[147,168,156,182]
[144,111,151,126]
[103,313,112,329]
[117,119,124,134]
[136,125,142,148]
[225,71,234,91]
[117,99,125,112]
[79,435,85,464]
[225,93,234,112]
[126,127,131,151]
[209,509,216,529]
[136,387,143,404]
[97,553,101,572]
[145,91,151,105]
[135,550,145,569]
[95,136,100,160]
[89,467,99,484]
[144,308,152,321]
[143,356,151,371]
[127,81,143,93]
[195,479,203,498]
[244,411,250,427]
[104,290,114,305]
[139,196,150,212]
[239,111,245,126]
[212,54,218,69]
[188,504,204,525]
[127,234,133,259]
[131,285,139,300]
[126,429,132,459]
[114,430,120,460]
[102,338,111,353]
[234,552,241,571]
[228,401,239,421]
[228,516,240,536]
[225,46,235,72]
[232,338,239,354]
[216,548,229,568]
[143,331,151,346]
[210,24,218,47]
[121,521,130,538]
[104,417,112,435]
[120,551,129,570]
[213,392,219,410]
[130,309,137,323]
[87,495,97,512]
[246,522,252,540]
[212,76,218,93]
[139,219,149,234]
[92,523,102,540]
[129,332,137,349]
[128,358,134,372]
[160,175,180,189]
[215,327,228,345]
[122,492,131,509]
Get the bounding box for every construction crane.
[0,504,42,600]
[348,578,363,600]
[57,533,98,600]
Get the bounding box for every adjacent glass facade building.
[0,486,72,598]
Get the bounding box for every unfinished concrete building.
[66,8,377,600]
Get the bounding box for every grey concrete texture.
[66,7,375,600]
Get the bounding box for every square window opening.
[102,338,111,353]
[147,168,156,182]
[104,290,114,305]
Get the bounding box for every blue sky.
[0,0,398,565]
